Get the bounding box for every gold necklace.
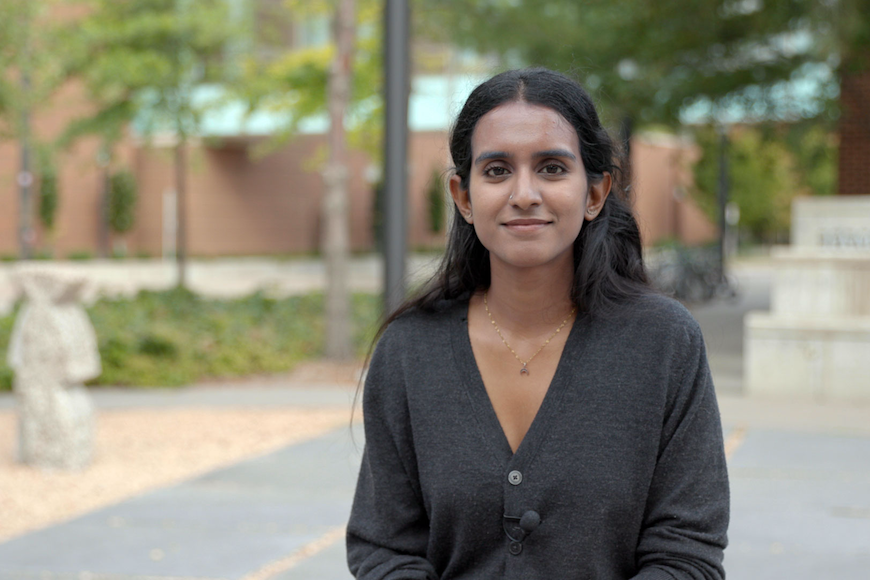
[483,291,576,376]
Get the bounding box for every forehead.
[471,101,579,155]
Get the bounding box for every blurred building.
[0,79,716,259]
[0,4,716,260]
[839,70,870,196]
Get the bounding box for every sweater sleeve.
[631,321,730,580]
[346,327,438,580]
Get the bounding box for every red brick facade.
[0,81,713,259]
[839,70,870,195]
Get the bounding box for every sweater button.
[509,541,523,555]
[508,470,523,485]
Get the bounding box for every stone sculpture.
[7,268,101,469]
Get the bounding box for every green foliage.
[108,170,138,234]
[421,0,869,126]
[427,169,445,233]
[67,250,94,261]
[691,125,803,242]
[38,166,59,231]
[0,291,382,390]
[230,0,384,160]
[782,123,838,197]
[0,0,66,140]
[0,305,18,390]
[60,0,238,148]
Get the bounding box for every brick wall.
[0,128,713,257]
[631,134,717,247]
[839,69,870,195]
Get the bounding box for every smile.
[503,219,551,233]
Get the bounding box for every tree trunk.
[18,53,33,260]
[18,107,32,260]
[99,163,110,258]
[175,141,188,288]
[321,0,356,360]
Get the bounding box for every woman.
[347,68,729,580]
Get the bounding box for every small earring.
[587,208,595,215]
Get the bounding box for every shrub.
[108,170,138,234]
[0,290,383,390]
[39,167,59,231]
[427,168,445,233]
[67,251,94,261]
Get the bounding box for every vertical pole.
[98,147,111,258]
[383,0,410,314]
[717,125,729,280]
[18,8,33,261]
[175,141,187,288]
[18,85,33,260]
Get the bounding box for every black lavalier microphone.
[503,510,541,543]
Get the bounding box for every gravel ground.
[0,407,351,543]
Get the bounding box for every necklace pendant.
[520,365,529,376]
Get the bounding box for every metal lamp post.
[383,0,410,314]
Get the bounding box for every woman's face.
[450,101,611,272]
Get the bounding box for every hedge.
[0,289,381,390]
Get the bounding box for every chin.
[493,249,571,271]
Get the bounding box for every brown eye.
[542,164,565,174]
[485,166,509,177]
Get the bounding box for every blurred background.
[0,0,868,579]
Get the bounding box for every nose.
[509,168,542,209]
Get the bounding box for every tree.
[323,0,357,359]
[421,0,868,129]
[0,0,65,259]
[427,168,445,234]
[692,121,837,242]
[107,169,138,257]
[230,0,382,157]
[62,0,237,284]
[37,158,60,234]
[231,0,384,359]
[693,125,801,242]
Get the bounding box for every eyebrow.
[473,149,577,165]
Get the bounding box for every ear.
[449,174,474,224]
[585,172,612,221]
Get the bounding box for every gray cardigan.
[347,295,729,579]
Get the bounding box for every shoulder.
[628,293,701,336]
[599,293,701,342]
[368,298,466,375]
[363,299,465,410]
[587,294,706,378]
[376,299,466,351]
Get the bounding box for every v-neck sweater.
[347,294,729,580]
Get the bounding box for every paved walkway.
[0,255,441,315]
[1,383,868,580]
[1,262,869,579]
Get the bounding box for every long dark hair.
[379,67,650,339]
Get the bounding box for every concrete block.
[770,248,870,317]
[744,312,870,401]
[792,195,870,249]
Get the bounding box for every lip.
[504,219,550,226]
[503,218,551,233]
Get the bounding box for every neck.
[485,254,575,335]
